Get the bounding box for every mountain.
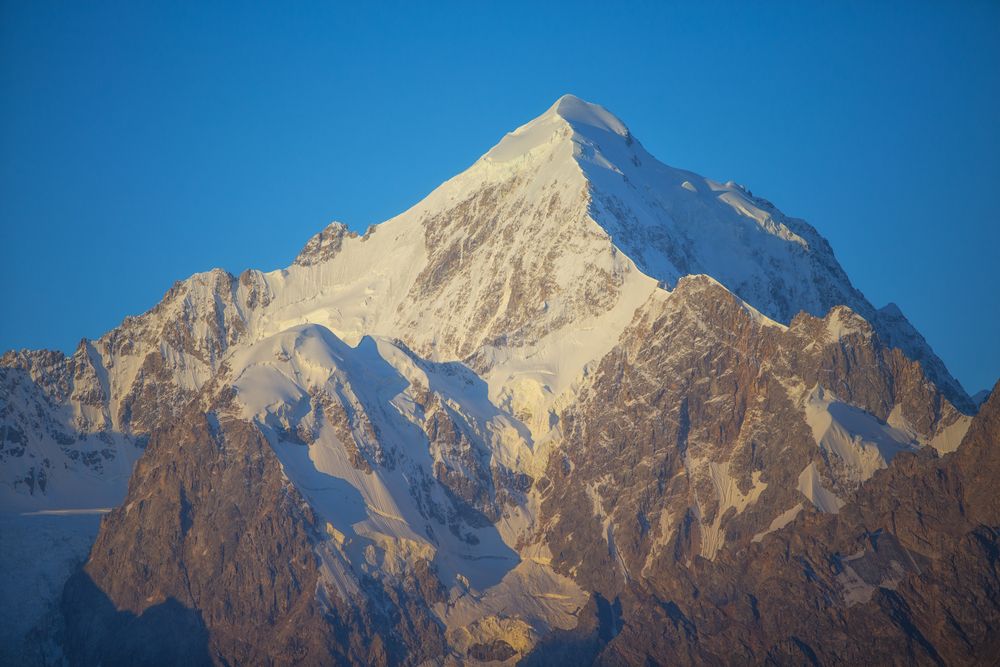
[972,388,992,407]
[1,95,993,665]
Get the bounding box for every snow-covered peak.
[482,94,629,165]
[1,96,969,507]
[253,95,971,410]
[546,93,631,138]
[479,97,853,317]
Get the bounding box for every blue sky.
[1,1,998,394]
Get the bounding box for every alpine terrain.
[2,95,996,665]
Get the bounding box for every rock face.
[295,222,358,267]
[536,277,968,596]
[64,407,330,665]
[1,95,994,665]
[586,381,1000,666]
[62,398,448,666]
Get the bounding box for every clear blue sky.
[2,1,998,394]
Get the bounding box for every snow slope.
[0,511,107,664]
[803,384,920,483]
[221,324,582,646]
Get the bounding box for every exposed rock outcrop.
[588,380,1000,665]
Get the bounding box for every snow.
[584,478,632,578]
[836,550,909,607]
[0,511,105,663]
[0,369,142,514]
[928,415,971,454]
[836,558,878,606]
[751,503,804,543]
[697,462,768,560]
[481,266,659,450]
[484,94,627,165]
[543,98,859,325]
[439,559,587,655]
[823,307,871,342]
[550,94,631,137]
[786,381,965,515]
[797,463,845,514]
[803,385,919,483]
[225,324,580,639]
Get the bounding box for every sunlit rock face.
[3,95,992,666]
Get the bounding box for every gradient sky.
[2,1,998,394]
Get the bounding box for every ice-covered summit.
[548,93,630,134]
[452,95,969,407]
[483,94,630,165]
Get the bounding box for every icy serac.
[1,95,984,665]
